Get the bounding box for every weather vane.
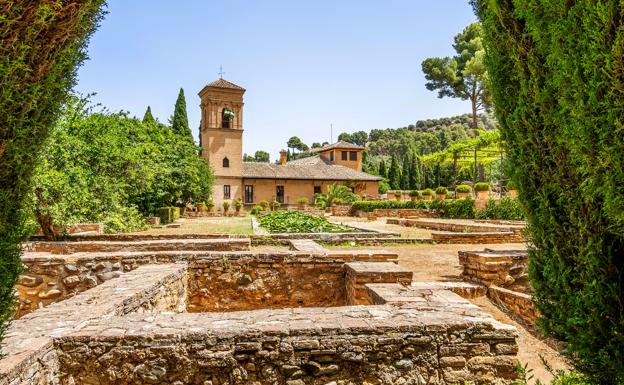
[218,65,225,79]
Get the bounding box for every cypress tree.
[378,159,388,178]
[401,154,411,190]
[388,155,401,190]
[171,88,193,141]
[142,106,156,125]
[0,1,106,348]
[410,156,421,189]
[474,0,624,382]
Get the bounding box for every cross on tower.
[218,66,225,79]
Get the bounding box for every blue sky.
[76,1,478,161]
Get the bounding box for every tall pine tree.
[171,88,193,141]
[388,155,401,190]
[143,106,156,125]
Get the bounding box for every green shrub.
[435,186,448,195]
[393,190,402,198]
[378,179,390,194]
[170,207,180,222]
[474,182,489,192]
[157,207,172,224]
[259,200,269,210]
[257,210,355,233]
[422,188,434,196]
[505,180,517,190]
[250,205,264,215]
[296,197,309,205]
[271,200,281,210]
[455,184,471,193]
[409,190,420,197]
[475,1,624,381]
[222,201,230,212]
[476,198,525,221]
[206,198,215,210]
[234,198,243,211]
[102,206,148,233]
[430,199,475,219]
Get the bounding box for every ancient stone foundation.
[3,240,521,385]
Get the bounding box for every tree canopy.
[422,23,492,128]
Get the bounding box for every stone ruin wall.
[458,249,536,323]
[187,257,348,312]
[56,313,519,385]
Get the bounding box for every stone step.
[288,239,328,254]
[432,231,524,244]
[26,238,250,254]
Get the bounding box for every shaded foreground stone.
[2,257,520,384]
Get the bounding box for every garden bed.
[256,210,357,233]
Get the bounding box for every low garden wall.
[432,231,524,244]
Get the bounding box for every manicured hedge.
[157,206,180,224]
[474,0,624,382]
[352,199,477,219]
[455,184,471,193]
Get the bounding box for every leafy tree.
[378,159,388,178]
[254,150,270,163]
[243,154,254,161]
[33,97,214,236]
[422,23,491,128]
[311,142,321,148]
[0,0,106,350]
[474,0,624,382]
[388,155,401,190]
[337,132,351,142]
[171,88,193,141]
[143,106,156,125]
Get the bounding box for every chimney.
[279,150,288,166]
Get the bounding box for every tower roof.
[204,78,245,91]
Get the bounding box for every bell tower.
[198,78,245,206]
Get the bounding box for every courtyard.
[2,214,568,384]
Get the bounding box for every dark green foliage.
[388,155,401,190]
[257,210,354,233]
[473,0,624,381]
[143,106,156,125]
[409,157,422,189]
[253,150,270,163]
[171,88,192,141]
[422,188,434,196]
[474,182,489,192]
[475,198,524,221]
[401,154,411,190]
[0,0,106,350]
[378,160,387,178]
[157,207,172,225]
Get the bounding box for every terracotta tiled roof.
[311,140,364,153]
[242,156,382,181]
[204,78,245,91]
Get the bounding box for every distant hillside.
[337,113,496,159]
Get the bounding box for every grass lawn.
[135,216,254,235]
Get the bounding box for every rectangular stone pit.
[3,254,520,385]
